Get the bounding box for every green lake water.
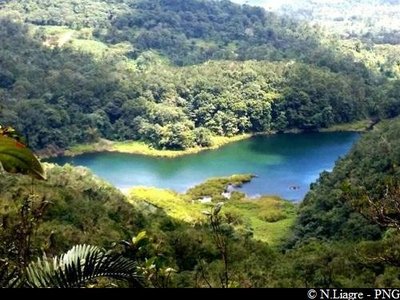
[50,132,359,201]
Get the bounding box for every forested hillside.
[275,117,400,287]
[0,0,399,154]
[292,117,400,244]
[0,0,354,65]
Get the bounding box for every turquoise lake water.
[50,132,359,201]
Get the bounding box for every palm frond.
[25,244,140,288]
[0,263,20,288]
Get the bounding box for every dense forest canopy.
[0,0,399,153]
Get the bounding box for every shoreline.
[42,133,253,159]
[38,119,371,159]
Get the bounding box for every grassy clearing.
[128,187,207,224]
[225,196,296,244]
[66,143,100,155]
[209,134,252,148]
[39,26,75,48]
[112,140,207,157]
[69,39,109,58]
[320,120,372,132]
[40,25,73,36]
[127,175,297,246]
[113,134,251,157]
[37,25,133,59]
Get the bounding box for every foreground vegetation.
[0,162,295,287]
[2,117,400,287]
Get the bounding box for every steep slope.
[291,117,400,244]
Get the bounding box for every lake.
[50,132,359,201]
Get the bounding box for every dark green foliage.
[0,261,18,288]
[270,240,399,288]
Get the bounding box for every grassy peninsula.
[128,174,297,245]
[64,134,252,158]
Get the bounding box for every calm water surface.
[50,132,359,201]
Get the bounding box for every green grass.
[224,196,296,244]
[114,135,251,158]
[69,39,109,58]
[40,25,73,36]
[186,174,254,201]
[320,120,372,132]
[210,134,252,148]
[37,25,134,60]
[128,187,208,224]
[67,143,99,154]
[112,140,205,157]
[69,39,134,59]
[127,175,297,246]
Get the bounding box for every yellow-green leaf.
[132,230,147,246]
[0,135,46,180]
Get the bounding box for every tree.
[346,182,400,231]
[203,203,230,288]
[194,127,213,147]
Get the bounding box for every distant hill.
[236,0,400,43]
